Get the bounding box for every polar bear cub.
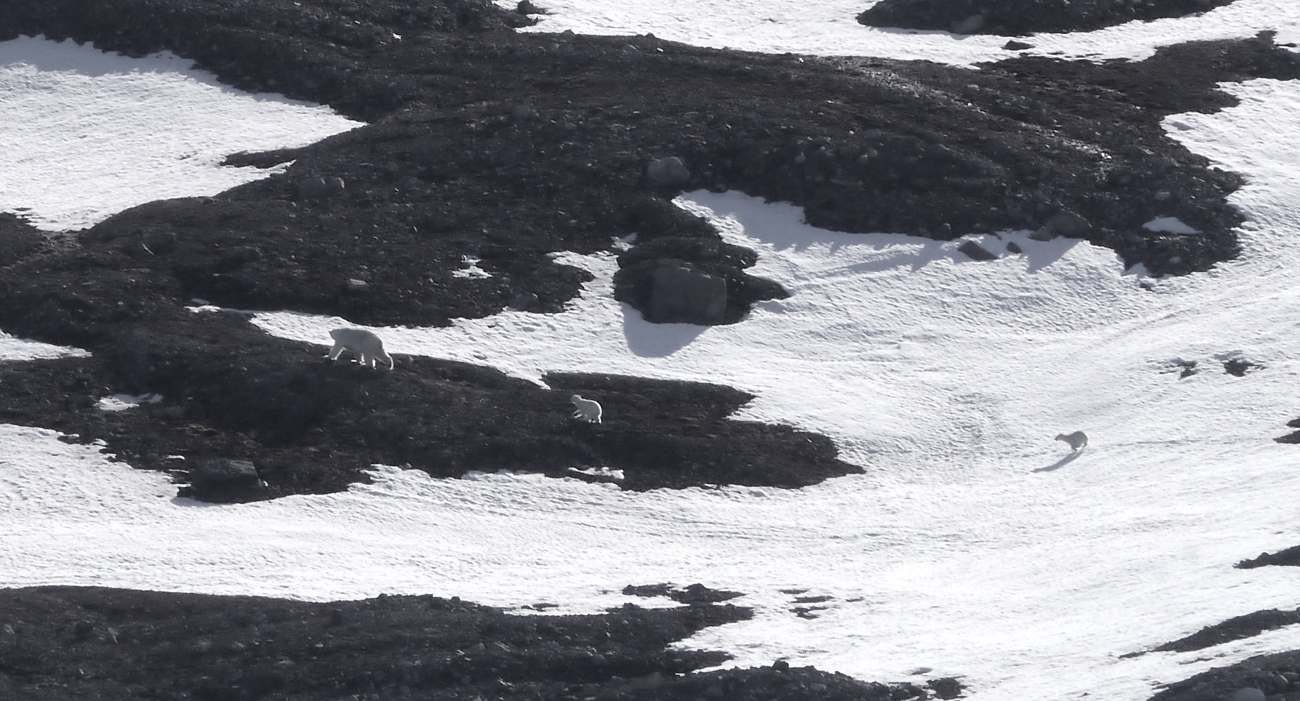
[570,394,602,423]
[1056,430,1088,451]
[329,327,394,370]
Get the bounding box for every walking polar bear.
[329,327,394,370]
[570,394,603,423]
[1056,430,1088,451]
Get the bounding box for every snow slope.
[6,6,1300,701]
[0,35,361,231]
[498,0,1300,64]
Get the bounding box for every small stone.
[296,175,345,201]
[187,458,265,503]
[508,292,539,311]
[644,156,691,188]
[957,240,998,262]
[1032,209,1092,240]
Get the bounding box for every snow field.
[6,10,1300,701]
[0,35,361,231]
[497,0,1300,65]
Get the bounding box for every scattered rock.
[516,0,545,15]
[296,175,346,201]
[957,239,998,261]
[1150,649,1300,701]
[183,458,266,503]
[508,291,540,311]
[622,583,745,605]
[1032,209,1092,241]
[929,677,964,699]
[1222,357,1262,376]
[644,156,692,189]
[1169,359,1199,378]
[859,0,1239,36]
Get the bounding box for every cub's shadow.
[1033,450,1084,473]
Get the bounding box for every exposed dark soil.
[1149,649,1300,701]
[1275,417,1300,445]
[1238,545,1300,568]
[3,0,1300,697]
[1126,609,1300,656]
[0,585,964,701]
[859,0,1238,36]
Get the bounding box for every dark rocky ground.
[859,0,1238,36]
[1148,649,1300,701]
[1123,543,1300,699]
[2,0,1300,698]
[0,585,962,701]
[1239,546,1300,569]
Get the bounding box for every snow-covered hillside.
[4,1,1300,699]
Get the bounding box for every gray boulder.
[1032,208,1092,240]
[957,239,998,261]
[187,458,266,503]
[644,157,692,188]
[648,264,727,325]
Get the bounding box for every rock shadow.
[620,303,710,357]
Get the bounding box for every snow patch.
[96,393,163,412]
[1143,216,1201,235]
[0,36,362,231]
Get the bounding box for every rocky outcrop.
[183,458,266,503]
[859,0,1237,36]
[615,232,788,325]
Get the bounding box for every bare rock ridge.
[2,1,1300,698]
[859,0,1239,36]
[0,586,967,701]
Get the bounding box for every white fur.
[570,394,602,423]
[328,327,394,370]
[1056,430,1088,451]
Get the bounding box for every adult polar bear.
[570,394,603,423]
[329,327,394,370]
